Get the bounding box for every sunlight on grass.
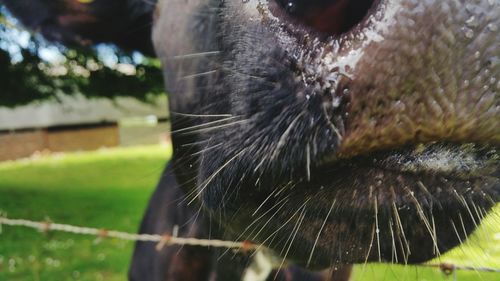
[352,204,500,281]
[0,145,170,281]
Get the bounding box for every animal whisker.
[181,70,218,80]
[374,197,382,262]
[392,201,410,264]
[252,199,310,257]
[274,205,307,280]
[171,116,240,134]
[307,199,336,267]
[405,186,440,256]
[187,148,248,205]
[172,51,221,60]
[170,111,234,118]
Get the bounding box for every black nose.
[337,0,500,156]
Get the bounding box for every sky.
[0,5,145,67]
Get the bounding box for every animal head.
[155,0,499,267]
[3,0,499,269]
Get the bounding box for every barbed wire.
[424,263,500,274]
[0,216,257,251]
[1,216,499,276]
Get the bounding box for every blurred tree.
[0,6,165,108]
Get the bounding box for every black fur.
[152,0,499,269]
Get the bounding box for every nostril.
[273,0,377,36]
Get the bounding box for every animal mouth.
[310,142,499,220]
[273,142,499,266]
[202,0,499,268]
[320,142,499,181]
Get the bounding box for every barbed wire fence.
[1,215,500,279]
[0,216,256,251]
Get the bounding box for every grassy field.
[0,146,171,281]
[0,145,498,281]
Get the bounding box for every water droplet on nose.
[462,27,474,39]
[394,100,406,111]
[487,23,498,32]
[465,16,478,28]
[332,97,341,108]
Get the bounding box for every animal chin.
[274,142,499,266]
[210,141,498,268]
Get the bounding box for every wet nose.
[337,0,499,156]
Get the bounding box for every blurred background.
[0,5,172,280]
[0,3,498,281]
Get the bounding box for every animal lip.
[248,142,500,266]
[285,142,499,265]
[319,142,499,181]
[369,143,499,179]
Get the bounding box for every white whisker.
[188,149,247,205]
[172,51,220,60]
[172,116,240,134]
[275,205,307,280]
[181,70,217,80]
[307,199,336,267]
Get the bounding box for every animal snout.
[339,0,499,157]
[271,0,499,158]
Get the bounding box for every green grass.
[351,203,500,281]
[0,145,498,280]
[0,146,171,281]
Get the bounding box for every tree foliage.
[0,7,165,108]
